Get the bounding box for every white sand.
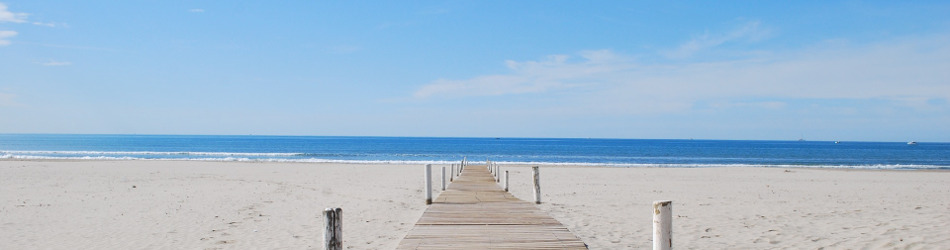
[2,161,949,249]
[0,161,427,249]
[505,166,950,249]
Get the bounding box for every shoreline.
[2,158,948,171]
[3,160,949,249]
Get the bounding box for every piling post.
[425,164,432,205]
[323,207,342,250]
[493,163,497,180]
[532,166,541,204]
[496,165,500,183]
[490,163,494,176]
[653,200,672,250]
[504,170,509,192]
[441,166,446,191]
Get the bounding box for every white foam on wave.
[0,150,300,157]
[1,154,137,160]
[0,153,945,169]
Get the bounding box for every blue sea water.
[1,134,948,169]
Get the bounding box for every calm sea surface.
[1,134,948,169]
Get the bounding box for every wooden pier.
[397,165,587,249]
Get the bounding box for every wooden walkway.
[397,165,587,249]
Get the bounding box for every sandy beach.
[2,160,949,249]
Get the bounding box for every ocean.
[1,134,948,169]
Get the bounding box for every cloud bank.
[414,34,950,115]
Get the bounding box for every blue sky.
[1,1,949,141]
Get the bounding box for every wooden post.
[495,166,499,182]
[532,166,541,204]
[504,170,509,192]
[450,165,454,182]
[441,166,446,191]
[425,164,432,205]
[323,207,342,250]
[653,200,672,250]
[496,166,500,183]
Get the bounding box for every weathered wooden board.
[397,165,587,249]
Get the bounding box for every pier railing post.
[504,170,509,192]
[441,166,446,191]
[532,166,541,204]
[653,200,672,250]
[323,207,342,250]
[425,164,432,205]
[450,165,454,182]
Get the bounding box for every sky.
[1,1,949,142]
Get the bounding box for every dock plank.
[397,165,587,249]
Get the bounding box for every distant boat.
[907,141,918,145]
[834,141,840,144]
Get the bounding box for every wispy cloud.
[663,20,772,58]
[414,34,950,115]
[1,3,64,46]
[415,50,631,98]
[0,2,28,23]
[31,21,66,27]
[188,8,205,13]
[0,30,15,46]
[41,60,72,66]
